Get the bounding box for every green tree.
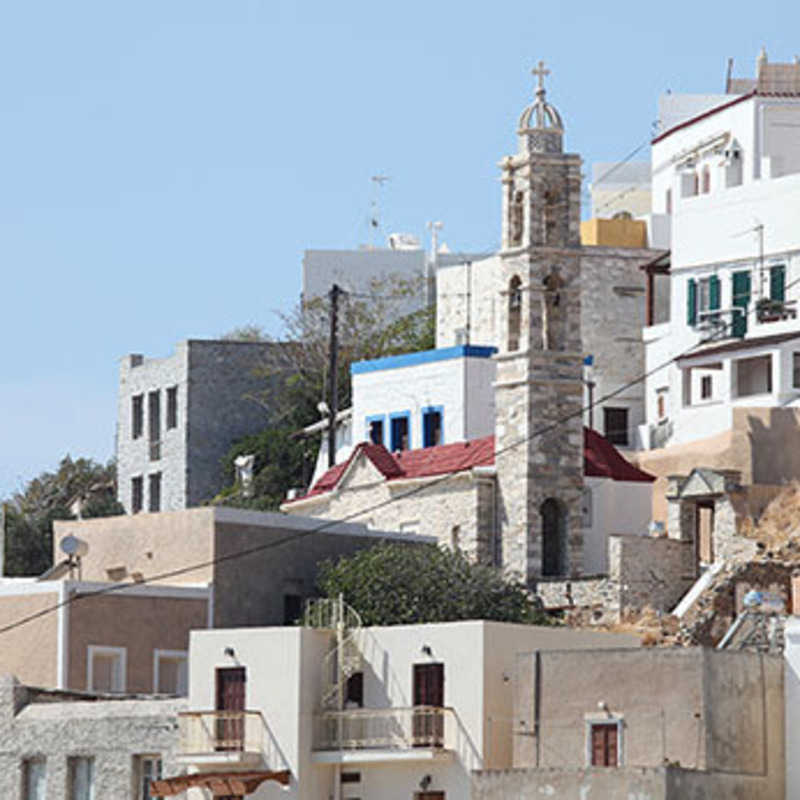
[2,456,123,576]
[317,542,548,626]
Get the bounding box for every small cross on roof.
[532,60,550,92]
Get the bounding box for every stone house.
[0,673,183,800]
[473,646,784,800]
[116,339,284,514]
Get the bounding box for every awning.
[150,770,291,796]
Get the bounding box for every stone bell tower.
[494,61,584,585]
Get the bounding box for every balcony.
[177,711,275,768]
[312,706,456,765]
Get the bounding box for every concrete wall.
[0,674,183,800]
[0,588,60,689]
[511,647,783,798]
[67,591,208,693]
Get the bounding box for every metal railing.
[313,706,453,751]
[179,710,265,755]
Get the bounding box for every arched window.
[540,498,567,577]
[508,276,522,351]
[701,166,710,194]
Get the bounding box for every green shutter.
[770,265,786,302]
[687,279,697,326]
[709,275,721,311]
[732,271,751,337]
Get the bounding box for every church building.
[284,64,657,587]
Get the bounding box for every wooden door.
[590,723,618,767]
[216,667,246,751]
[412,663,444,747]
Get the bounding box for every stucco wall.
[0,674,183,800]
[0,591,60,689]
[511,647,783,798]
[67,592,208,694]
[54,508,216,586]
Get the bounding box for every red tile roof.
[583,428,655,483]
[291,428,653,503]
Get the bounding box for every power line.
[0,274,782,637]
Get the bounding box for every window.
[283,594,303,625]
[131,476,143,514]
[87,645,126,693]
[732,271,751,337]
[345,672,363,708]
[665,188,672,215]
[135,756,162,800]
[148,473,161,513]
[367,417,384,446]
[508,276,522,350]
[450,525,461,551]
[687,276,719,326]
[735,355,772,397]
[700,375,712,399]
[341,772,361,784]
[793,353,800,389]
[701,166,710,194]
[23,758,46,800]
[589,723,619,766]
[390,413,410,451]
[770,264,786,302]
[68,756,94,800]
[166,386,178,430]
[422,407,443,448]
[148,390,160,460]
[153,650,188,695]
[603,407,629,447]
[657,393,666,419]
[132,395,144,439]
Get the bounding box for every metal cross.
[532,60,550,91]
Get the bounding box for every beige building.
[473,647,784,800]
[153,615,639,800]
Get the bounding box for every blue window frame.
[366,415,385,446]
[422,406,444,448]
[389,411,411,452]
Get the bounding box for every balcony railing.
[313,706,453,752]
[179,711,265,756]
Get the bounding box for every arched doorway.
[540,498,567,577]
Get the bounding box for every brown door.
[590,723,618,766]
[216,667,246,751]
[413,663,444,747]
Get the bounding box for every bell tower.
[494,61,584,585]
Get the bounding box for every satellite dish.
[60,535,89,558]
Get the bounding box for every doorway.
[412,663,444,747]
[216,667,246,751]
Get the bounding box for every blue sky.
[0,0,796,498]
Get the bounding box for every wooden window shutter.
[732,271,751,337]
[687,279,697,325]
[709,275,721,310]
[770,265,786,302]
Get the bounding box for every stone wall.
[0,674,183,800]
[117,340,283,514]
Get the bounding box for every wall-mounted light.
[421,644,433,656]
[224,647,235,658]
[419,774,432,791]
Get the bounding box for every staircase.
[304,595,363,710]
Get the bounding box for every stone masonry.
[117,339,283,513]
[0,674,182,800]
[493,74,585,584]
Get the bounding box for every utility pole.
[328,284,342,468]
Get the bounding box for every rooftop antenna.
[370,175,391,249]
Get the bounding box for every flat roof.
[351,345,497,375]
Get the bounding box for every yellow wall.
[580,217,648,248]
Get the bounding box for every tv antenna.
[369,175,391,248]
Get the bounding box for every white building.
[643,51,800,451]
[155,616,639,800]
